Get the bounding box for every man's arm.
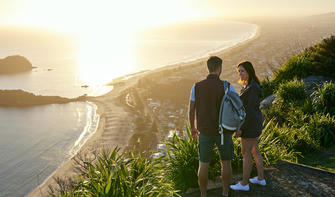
[189,101,198,140]
[189,101,196,130]
[189,85,198,140]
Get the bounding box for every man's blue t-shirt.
[190,82,237,102]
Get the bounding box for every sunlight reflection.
[77,31,134,86]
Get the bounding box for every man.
[189,56,236,197]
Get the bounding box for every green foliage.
[53,148,178,197]
[164,126,220,193]
[258,120,300,165]
[260,76,277,99]
[276,79,307,105]
[274,52,313,83]
[312,82,335,116]
[263,80,335,152]
[306,113,335,148]
[299,144,335,173]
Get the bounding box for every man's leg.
[221,160,232,196]
[198,134,214,197]
[216,134,234,196]
[198,162,210,197]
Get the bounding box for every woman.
[230,61,266,191]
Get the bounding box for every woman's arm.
[240,84,261,132]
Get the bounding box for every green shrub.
[260,76,277,99]
[312,82,335,116]
[306,113,335,148]
[276,79,307,105]
[285,106,310,129]
[258,120,300,165]
[165,126,220,193]
[52,148,178,197]
[274,52,313,83]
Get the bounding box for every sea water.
[0,20,257,196]
[0,102,98,197]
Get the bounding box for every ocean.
[0,20,257,196]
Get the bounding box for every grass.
[51,148,179,197]
[164,126,223,193]
[298,145,335,173]
[312,82,335,116]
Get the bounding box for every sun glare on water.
[77,32,134,86]
[7,0,208,86]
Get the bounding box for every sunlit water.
[0,102,98,197]
[0,20,257,196]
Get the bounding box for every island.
[0,55,34,74]
[0,90,86,107]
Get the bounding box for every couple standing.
[189,56,265,197]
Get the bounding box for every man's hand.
[234,130,242,138]
[191,128,199,140]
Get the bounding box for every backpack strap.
[219,80,231,145]
[223,80,230,94]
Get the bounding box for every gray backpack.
[219,81,246,145]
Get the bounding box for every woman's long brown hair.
[237,61,260,85]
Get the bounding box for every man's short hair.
[207,56,222,72]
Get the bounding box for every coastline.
[28,15,335,196]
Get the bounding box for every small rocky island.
[0,55,34,74]
[0,90,87,107]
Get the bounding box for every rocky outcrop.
[0,55,33,74]
[0,90,86,107]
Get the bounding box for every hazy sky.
[0,0,334,33]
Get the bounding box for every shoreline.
[23,101,101,197]
[155,23,259,70]
[28,21,260,197]
[139,23,260,77]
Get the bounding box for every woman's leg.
[251,139,264,180]
[241,138,255,185]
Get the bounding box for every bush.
[165,126,220,193]
[306,113,335,148]
[258,119,300,165]
[274,52,313,83]
[260,76,278,99]
[52,148,178,197]
[312,82,335,116]
[276,79,307,105]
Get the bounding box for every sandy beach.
[29,15,335,196]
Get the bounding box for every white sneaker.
[249,176,266,186]
[230,181,250,191]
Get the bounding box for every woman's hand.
[191,128,199,140]
[234,130,242,138]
